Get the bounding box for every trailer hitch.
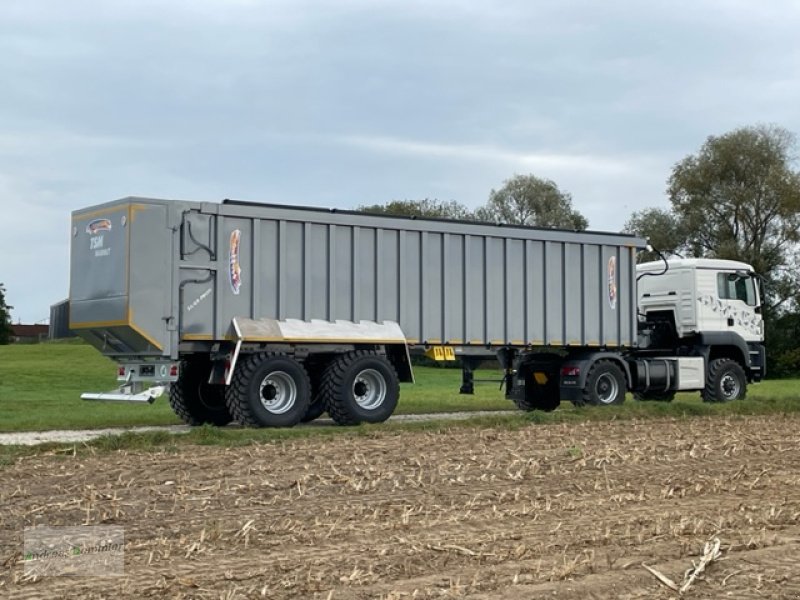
[81,384,166,404]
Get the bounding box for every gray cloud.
[1,0,800,321]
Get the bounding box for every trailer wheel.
[169,359,233,426]
[582,360,626,406]
[301,359,329,423]
[321,351,399,425]
[701,358,747,403]
[633,391,675,402]
[226,353,311,427]
[302,398,327,423]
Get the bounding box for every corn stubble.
[2,415,800,598]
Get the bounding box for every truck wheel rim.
[596,374,619,404]
[353,369,386,410]
[259,371,297,414]
[721,373,740,399]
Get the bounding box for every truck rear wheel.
[701,358,747,402]
[582,360,626,406]
[169,359,233,426]
[321,351,399,425]
[226,353,311,427]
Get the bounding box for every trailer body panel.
[70,198,647,357]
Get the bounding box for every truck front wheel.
[226,353,311,427]
[582,360,626,406]
[169,359,233,426]
[321,351,399,425]
[701,358,747,402]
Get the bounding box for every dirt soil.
[2,414,800,599]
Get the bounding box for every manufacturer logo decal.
[229,229,242,295]
[86,218,112,235]
[607,256,617,310]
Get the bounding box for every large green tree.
[623,207,685,261]
[0,283,13,345]
[670,126,800,271]
[668,124,800,310]
[476,174,588,230]
[357,198,473,220]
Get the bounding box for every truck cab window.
[717,273,757,306]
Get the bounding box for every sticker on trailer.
[86,218,112,235]
[229,229,242,295]
[607,256,617,310]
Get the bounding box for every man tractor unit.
[70,197,766,426]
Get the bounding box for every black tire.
[301,400,327,423]
[168,359,233,426]
[301,358,330,422]
[701,358,747,403]
[582,360,626,406]
[320,351,400,425]
[225,353,311,427]
[633,391,675,402]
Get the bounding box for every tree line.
[359,176,588,230]
[357,125,800,377]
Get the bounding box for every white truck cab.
[637,258,763,342]
[631,258,766,401]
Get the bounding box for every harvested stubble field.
[2,414,800,599]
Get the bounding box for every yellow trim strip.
[182,333,214,340]
[129,321,163,351]
[70,319,128,329]
[241,337,407,344]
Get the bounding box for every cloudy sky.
[2,0,799,322]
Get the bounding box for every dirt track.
[2,414,800,599]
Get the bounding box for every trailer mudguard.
[226,317,414,383]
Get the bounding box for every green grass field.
[1,340,799,433]
[0,341,510,431]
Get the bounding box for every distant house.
[9,324,49,343]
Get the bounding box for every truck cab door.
[701,270,763,342]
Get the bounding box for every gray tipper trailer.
[71,197,766,427]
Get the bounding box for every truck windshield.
[717,273,758,306]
